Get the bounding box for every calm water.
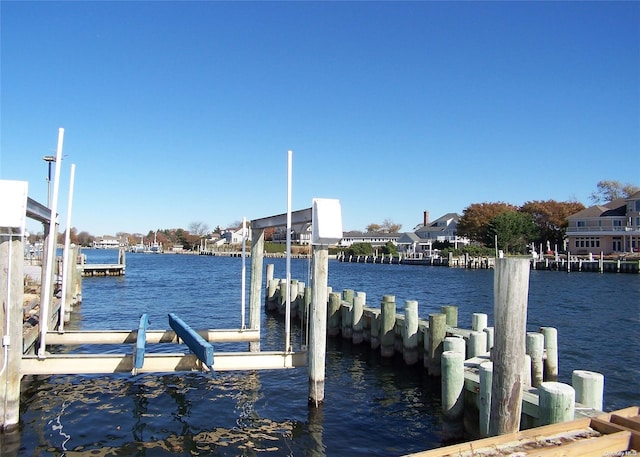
[9,250,640,456]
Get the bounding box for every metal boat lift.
[1,138,342,430]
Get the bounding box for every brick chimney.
[423,210,430,226]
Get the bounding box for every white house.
[397,211,470,256]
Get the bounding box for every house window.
[613,220,622,227]
[636,200,640,211]
[577,221,585,227]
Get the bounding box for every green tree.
[486,211,538,254]
[380,241,398,256]
[346,242,373,256]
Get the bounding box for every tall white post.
[39,128,64,358]
[59,163,76,332]
[285,150,292,352]
[241,216,246,329]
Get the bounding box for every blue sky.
[1,1,638,237]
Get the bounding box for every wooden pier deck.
[405,406,640,456]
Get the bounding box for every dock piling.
[442,350,465,441]
[403,300,419,365]
[490,258,530,436]
[380,295,396,358]
[538,381,575,425]
[572,370,604,411]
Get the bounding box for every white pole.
[58,163,76,332]
[285,150,292,352]
[241,216,246,329]
[38,128,64,358]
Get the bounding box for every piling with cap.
[403,300,419,365]
[540,326,559,382]
[442,350,465,441]
[538,381,575,425]
[380,295,396,358]
[427,313,447,376]
[352,292,365,345]
[572,370,604,411]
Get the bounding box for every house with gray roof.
[566,191,640,254]
[397,211,470,257]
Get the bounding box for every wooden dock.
[81,263,125,276]
[405,406,640,456]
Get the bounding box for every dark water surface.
[12,250,640,456]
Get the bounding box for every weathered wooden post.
[540,326,559,381]
[341,289,354,340]
[380,295,396,357]
[444,336,466,359]
[0,180,29,430]
[526,332,545,387]
[403,300,419,365]
[479,361,493,438]
[352,292,365,345]
[249,228,264,352]
[572,370,604,411]
[442,350,465,440]
[308,197,342,406]
[468,331,487,358]
[0,234,23,430]
[483,326,494,352]
[441,305,458,327]
[327,292,341,337]
[309,246,328,405]
[490,257,530,436]
[427,313,446,376]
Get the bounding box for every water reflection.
[17,371,305,456]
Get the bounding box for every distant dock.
[80,247,126,276]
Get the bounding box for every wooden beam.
[168,313,213,370]
[21,351,307,375]
[45,328,260,345]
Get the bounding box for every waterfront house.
[397,211,470,256]
[338,231,400,248]
[565,191,640,255]
[271,225,312,245]
[92,235,124,249]
[221,225,252,245]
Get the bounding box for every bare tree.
[589,180,639,204]
[188,221,210,236]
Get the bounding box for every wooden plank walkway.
[404,406,640,456]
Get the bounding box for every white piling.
[403,300,419,365]
[572,370,604,411]
[352,292,365,345]
[443,336,466,360]
[380,295,396,358]
[468,331,487,358]
[526,332,545,387]
[479,361,493,438]
[483,326,494,352]
[472,313,488,332]
[538,381,575,425]
[441,351,465,440]
[540,326,559,381]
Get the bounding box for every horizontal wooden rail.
[21,351,307,375]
